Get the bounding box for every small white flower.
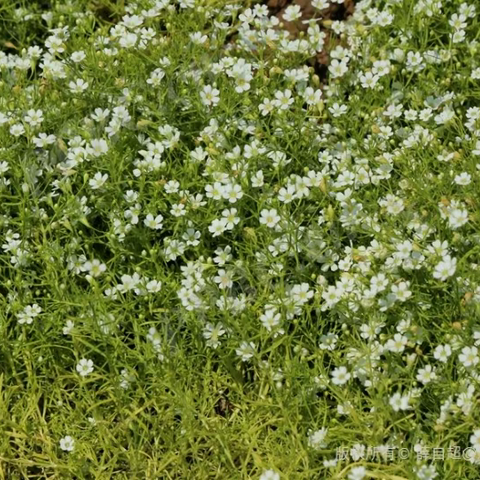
[203,322,226,349]
[274,89,294,110]
[433,344,452,362]
[24,109,44,127]
[89,172,108,190]
[89,139,109,157]
[307,427,328,449]
[144,213,164,230]
[260,309,281,331]
[454,172,471,185]
[16,304,42,325]
[386,333,408,353]
[331,366,351,385]
[59,435,75,452]
[222,208,240,230]
[416,364,437,385]
[69,78,89,93]
[63,320,75,335]
[235,341,256,361]
[433,255,457,281]
[259,470,280,480]
[459,346,479,368]
[200,85,220,107]
[146,279,162,293]
[283,4,302,21]
[82,259,107,277]
[348,466,366,480]
[71,50,86,63]
[389,392,411,412]
[260,208,280,228]
[447,207,468,229]
[76,358,94,377]
[209,218,228,237]
[10,124,25,137]
[213,269,233,289]
[119,32,138,48]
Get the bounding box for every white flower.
[415,464,438,479]
[119,32,138,48]
[473,140,480,156]
[223,183,243,203]
[459,346,479,368]
[16,304,42,325]
[117,273,141,293]
[416,364,437,384]
[59,435,75,452]
[390,281,412,302]
[278,185,296,203]
[203,322,226,349]
[386,333,408,353]
[222,208,240,230]
[144,214,164,230]
[24,109,44,127]
[454,172,471,185]
[120,368,135,389]
[236,341,256,361]
[331,366,351,385]
[470,429,480,448]
[307,427,328,449]
[291,283,314,304]
[328,102,348,118]
[33,133,56,148]
[447,207,468,229]
[274,89,294,110]
[146,279,162,293]
[205,182,225,200]
[76,358,94,377]
[319,333,338,351]
[71,50,86,63]
[63,320,74,335]
[10,124,25,136]
[213,269,233,289]
[433,344,452,362]
[389,392,411,411]
[259,98,275,116]
[260,208,280,228]
[433,255,457,281]
[89,172,108,190]
[82,259,106,277]
[209,218,228,237]
[348,466,367,480]
[260,309,281,331]
[359,71,380,89]
[313,0,330,9]
[190,32,208,44]
[349,444,366,461]
[329,59,349,78]
[89,139,109,157]
[303,87,322,105]
[200,85,220,107]
[283,4,302,21]
[323,458,338,468]
[259,470,280,480]
[91,108,110,122]
[69,78,89,93]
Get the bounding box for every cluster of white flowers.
[2,0,480,477]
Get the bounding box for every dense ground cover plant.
[1,0,480,478]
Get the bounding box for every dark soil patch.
[265,0,356,81]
